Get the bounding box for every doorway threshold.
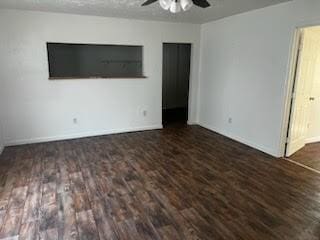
[282,157,320,175]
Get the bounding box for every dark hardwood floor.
[290,142,320,172]
[0,124,320,239]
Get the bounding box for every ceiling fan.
[141,0,210,13]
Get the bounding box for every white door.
[307,29,320,143]
[286,29,318,156]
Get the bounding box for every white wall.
[0,9,200,146]
[198,0,320,157]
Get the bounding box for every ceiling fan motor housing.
[142,0,210,13]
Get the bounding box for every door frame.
[161,42,193,125]
[283,29,304,156]
[280,23,320,157]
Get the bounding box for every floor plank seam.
[282,157,320,175]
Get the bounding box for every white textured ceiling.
[0,0,291,23]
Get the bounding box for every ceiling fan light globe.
[170,1,181,13]
[159,0,172,10]
[180,0,193,11]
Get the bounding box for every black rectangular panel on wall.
[47,43,144,79]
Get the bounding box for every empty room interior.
[1,0,320,239]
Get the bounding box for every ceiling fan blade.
[192,0,210,8]
[141,0,158,6]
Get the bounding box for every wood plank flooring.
[0,124,319,239]
[290,142,320,172]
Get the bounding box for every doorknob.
[309,97,315,101]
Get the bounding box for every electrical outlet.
[73,118,78,124]
[228,117,232,124]
[143,110,147,117]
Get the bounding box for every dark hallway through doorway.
[162,43,191,126]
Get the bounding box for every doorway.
[284,26,320,172]
[162,43,191,126]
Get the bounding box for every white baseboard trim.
[198,122,280,158]
[306,136,320,144]
[187,121,198,125]
[5,124,163,147]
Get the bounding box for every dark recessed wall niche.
[47,43,145,79]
